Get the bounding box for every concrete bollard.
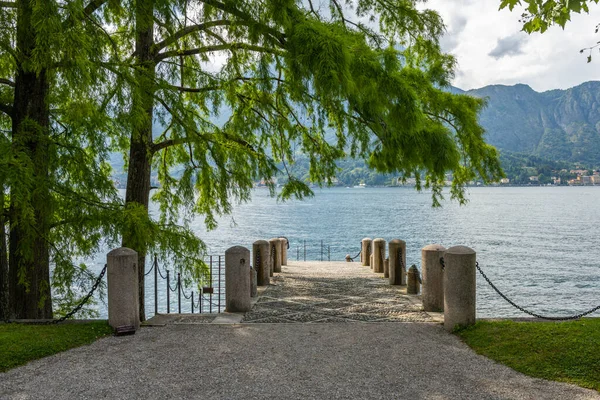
[372,238,385,273]
[388,239,406,285]
[361,238,372,266]
[250,267,258,298]
[107,247,140,332]
[443,246,476,331]
[279,237,288,266]
[384,258,390,278]
[253,240,270,286]
[370,254,374,269]
[225,246,252,312]
[269,238,282,273]
[407,265,421,294]
[345,254,352,262]
[421,244,446,312]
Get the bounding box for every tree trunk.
[0,189,8,321]
[122,0,155,322]
[8,0,52,319]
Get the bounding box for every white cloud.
[424,0,600,91]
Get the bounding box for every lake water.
[89,186,600,319]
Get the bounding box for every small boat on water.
[353,183,367,188]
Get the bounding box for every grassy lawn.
[0,321,113,372]
[457,319,600,391]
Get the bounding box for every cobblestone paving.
[242,261,433,323]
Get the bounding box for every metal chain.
[144,257,156,276]
[167,273,178,292]
[280,236,290,249]
[181,287,193,300]
[440,257,445,270]
[397,248,404,270]
[349,250,361,261]
[49,264,108,324]
[255,248,261,269]
[271,244,276,260]
[476,261,600,321]
[156,259,167,279]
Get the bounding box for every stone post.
[107,247,140,331]
[269,238,282,273]
[361,238,372,266]
[225,246,251,312]
[388,239,406,285]
[253,240,270,286]
[421,244,446,312]
[407,265,421,294]
[370,254,374,269]
[279,237,288,266]
[384,258,390,278]
[372,238,385,273]
[443,246,476,331]
[345,254,352,262]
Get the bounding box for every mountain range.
[110,80,600,186]
[456,81,600,166]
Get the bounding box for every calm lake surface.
[91,186,600,319]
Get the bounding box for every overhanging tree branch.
[0,1,16,8]
[153,20,233,51]
[0,78,14,87]
[200,0,286,45]
[155,43,283,61]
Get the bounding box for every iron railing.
[148,255,225,315]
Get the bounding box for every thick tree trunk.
[0,189,8,320]
[8,0,52,319]
[122,0,155,322]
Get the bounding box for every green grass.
[0,321,113,372]
[456,319,600,391]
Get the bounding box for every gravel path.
[2,260,598,399]
[243,261,434,323]
[1,323,598,399]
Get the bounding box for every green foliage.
[0,0,126,315]
[2,0,505,317]
[0,321,113,372]
[457,319,600,391]
[500,0,600,32]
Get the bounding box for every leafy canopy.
[499,0,600,32]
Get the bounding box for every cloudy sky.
[423,0,600,92]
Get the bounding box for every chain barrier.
[167,274,178,292]
[397,248,404,270]
[349,249,361,261]
[49,264,108,324]
[144,257,156,277]
[156,259,168,279]
[181,286,193,300]
[476,261,600,321]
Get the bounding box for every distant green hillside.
[465,81,600,165]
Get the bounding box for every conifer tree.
[0,0,122,319]
[105,0,503,320]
